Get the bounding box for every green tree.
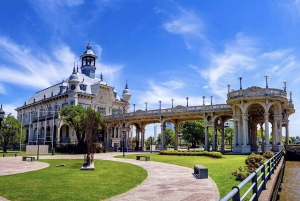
[59,105,86,145]
[0,114,25,153]
[157,129,175,146]
[179,120,205,148]
[225,127,234,145]
[165,128,175,146]
[289,136,296,143]
[84,107,103,156]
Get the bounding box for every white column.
[221,127,225,152]
[238,119,242,145]
[233,120,238,146]
[174,124,178,150]
[274,120,278,145]
[286,122,289,145]
[264,113,270,145]
[212,126,216,151]
[204,126,209,151]
[279,119,282,145]
[161,124,166,150]
[242,114,248,146]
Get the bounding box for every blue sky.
[1,0,300,138]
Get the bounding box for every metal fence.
[220,150,284,201]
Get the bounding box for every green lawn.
[0,159,147,201]
[115,153,248,197]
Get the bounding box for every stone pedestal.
[264,144,272,152]
[233,145,242,153]
[241,145,251,153]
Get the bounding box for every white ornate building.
[16,42,131,150]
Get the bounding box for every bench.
[194,165,208,179]
[22,156,35,162]
[136,155,150,161]
[3,153,17,157]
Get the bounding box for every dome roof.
[122,82,130,95]
[123,88,130,95]
[69,67,79,82]
[84,40,95,55]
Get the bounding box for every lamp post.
[133,103,136,112]
[123,132,125,157]
[283,81,287,92]
[202,96,205,106]
[171,99,174,108]
[150,136,152,153]
[159,100,161,110]
[239,76,242,90]
[210,95,213,105]
[145,102,148,111]
[37,130,40,160]
[227,84,231,93]
[186,97,189,107]
[265,74,269,88]
[0,105,5,146]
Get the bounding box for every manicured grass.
[0,159,147,201]
[116,153,247,197]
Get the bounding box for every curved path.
[0,152,219,201]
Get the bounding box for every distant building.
[166,122,174,130]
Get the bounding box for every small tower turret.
[80,40,98,79]
[122,81,131,102]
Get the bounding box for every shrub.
[245,153,265,172]
[263,150,274,159]
[231,166,249,181]
[159,150,223,158]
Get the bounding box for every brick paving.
[0,152,219,201]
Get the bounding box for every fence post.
[267,159,271,181]
[271,156,275,174]
[232,186,240,201]
[252,171,258,201]
[262,164,266,190]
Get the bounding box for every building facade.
[16,42,131,150]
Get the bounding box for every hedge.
[159,150,223,158]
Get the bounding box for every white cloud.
[162,6,206,49]
[0,84,6,95]
[0,37,122,91]
[203,86,208,89]
[162,80,185,89]
[201,33,256,98]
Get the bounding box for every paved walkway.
[0,153,219,201]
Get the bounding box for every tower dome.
[80,40,98,79]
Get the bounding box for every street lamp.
[150,136,152,153]
[283,81,287,92]
[145,102,148,111]
[133,103,136,112]
[210,95,213,105]
[159,100,161,110]
[171,99,174,108]
[227,84,231,93]
[265,74,269,88]
[123,132,125,157]
[0,105,5,144]
[186,97,189,107]
[202,96,205,106]
[239,76,242,90]
[37,130,40,160]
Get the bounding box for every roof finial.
[77,63,79,72]
[125,80,128,89]
[100,71,103,81]
[73,62,76,73]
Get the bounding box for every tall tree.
[84,107,103,156]
[59,105,86,145]
[0,114,25,153]
[179,120,205,147]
